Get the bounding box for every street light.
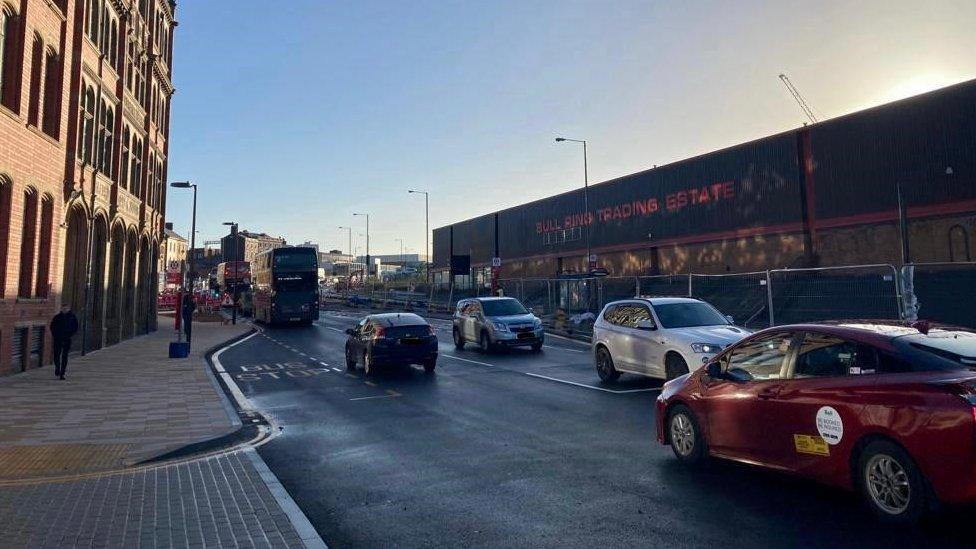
[407,190,429,283]
[353,212,370,279]
[337,226,352,259]
[169,181,197,289]
[222,221,239,325]
[555,137,591,271]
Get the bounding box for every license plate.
[289,317,300,321]
[517,332,534,339]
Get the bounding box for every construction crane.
[779,73,818,124]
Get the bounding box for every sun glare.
[876,73,963,105]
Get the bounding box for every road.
[217,310,972,548]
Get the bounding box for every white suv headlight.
[690,343,722,354]
[492,322,508,331]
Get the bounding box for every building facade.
[0,0,177,376]
[161,224,185,288]
[433,79,976,280]
[220,230,285,266]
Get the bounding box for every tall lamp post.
[223,221,239,325]
[169,181,197,289]
[353,212,370,279]
[555,137,591,271]
[407,190,429,283]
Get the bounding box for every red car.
[655,321,976,523]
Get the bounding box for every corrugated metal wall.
[436,79,976,267]
[810,81,976,219]
[432,227,450,268]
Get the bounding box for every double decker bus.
[252,246,319,325]
[216,261,251,294]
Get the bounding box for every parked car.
[452,297,544,352]
[656,321,976,523]
[345,313,438,374]
[592,297,750,382]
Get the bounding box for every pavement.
[0,317,326,548]
[224,310,975,549]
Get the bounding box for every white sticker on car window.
[816,406,844,445]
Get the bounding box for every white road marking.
[440,354,496,367]
[523,372,660,394]
[319,361,329,366]
[543,345,586,353]
[331,367,342,372]
[298,352,307,357]
[545,332,591,346]
[324,327,345,333]
[349,394,399,401]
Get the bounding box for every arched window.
[131,136,143,198]
[34,195,53,297]
[101,104,114,176]
[0,176,11,297]
[1,4,22,112]
[41,49,61,138]
[87,0,99,43]
[146,151,155,206]
[26,34,41,126]
[109,18,118,70]
[78,85,95,162]
[120,126,130,190]
[18,188,38,298]
[949,225,972,262]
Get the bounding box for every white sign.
[588,254,597,262]
[816,406,844,445]
[167,260,181,273]
[491,257,501,267]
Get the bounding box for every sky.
[165,0,976,258]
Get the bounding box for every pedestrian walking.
[182,293,197,345]
[50,304,79,380]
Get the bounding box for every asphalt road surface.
[218,310,973,549]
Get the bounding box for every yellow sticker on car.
[794,434,830,456]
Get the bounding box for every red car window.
[725,332,793,381]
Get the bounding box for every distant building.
[188,245,222,284]
[221,230,286,265]
[161,223,188,288]
[355,253,428,266]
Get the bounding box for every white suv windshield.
[654,302,728,329]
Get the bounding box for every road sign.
[491,257,501,267]
[588,254,597,262]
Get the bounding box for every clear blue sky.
[165,0,976,257]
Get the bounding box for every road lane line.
[543,345,586,353]
[319,361,329,366]
[331,367,342,372]
[349,394,399,401]
[364,381,377,387]
[545,332,591,345]
[522,372,660,394]
[324,327,345,333]
[440,354,496,367]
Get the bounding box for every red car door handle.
[757,389,779,400]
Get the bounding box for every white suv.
[592,297,751,382]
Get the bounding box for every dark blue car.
[345,313,438,375]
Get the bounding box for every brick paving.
[0,317,326,548]
[0,318,248,478]
[0,450,308,548]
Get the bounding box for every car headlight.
[492,322,508,331]
[690,343,722,354]
[533,318,543,328]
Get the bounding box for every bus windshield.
[274,250,317,268]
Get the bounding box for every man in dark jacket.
[50,304,79,380]
[182,293,197,345]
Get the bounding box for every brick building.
[0,0,177,376]
[221,230,286,266]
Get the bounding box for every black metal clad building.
[809,81,976,220]
[435,79,976,273]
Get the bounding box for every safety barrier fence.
[330,262,976,335]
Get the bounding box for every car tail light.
[427,325,436,336]
[373,326,386,340]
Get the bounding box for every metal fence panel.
[691,272,770,328]
[769,265,900,324]
[907,262,976,328]
[599,277,639,306]
[636,275,690,298]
